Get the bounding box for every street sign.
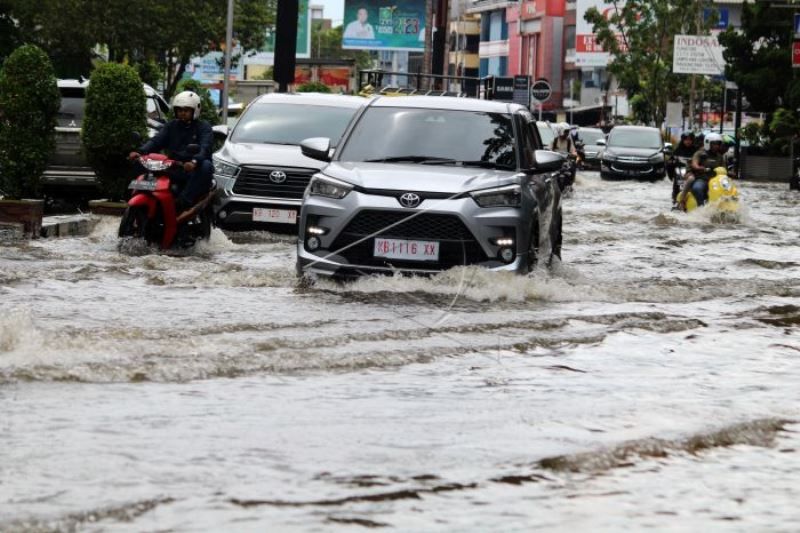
[513,76,531,106]
[794,41,800,68]
[531,79,552,103]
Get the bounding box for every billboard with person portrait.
[342,0,426,51]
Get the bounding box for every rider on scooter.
[668,132,697,204]
[128,91,213,215]
[679,132,728,211]
[551,122,578,158]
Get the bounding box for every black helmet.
[680,131,695,141]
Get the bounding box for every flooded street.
[2,172,799,531]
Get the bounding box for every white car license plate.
[252,208,297,224]
[373,238,439,261]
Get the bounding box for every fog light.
[306,236,321,251]
[218,210,227,220]
[307,225,327,235]
[494,237,514,247]
[499,247,515,263]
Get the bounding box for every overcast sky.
[314,0,345,25]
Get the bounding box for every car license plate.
[373,238,439,261]
[128,180,157,191]
[252,208,297,224]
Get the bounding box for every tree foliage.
[718,2,795,114]
[5,0,272,97]
[297,81,332,93]
[0,45,60,199]
[311,24,373,71]
[82,63,146,200]
[584,0,715,126]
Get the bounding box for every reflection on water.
[1,173,799,530]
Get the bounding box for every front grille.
[329,210,488,270]
[232,166,315,198]
[612,161,653,172]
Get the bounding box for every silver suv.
[44,79,170,200]
[211,93,365,229]
[296,96,564,278]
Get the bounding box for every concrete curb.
[40,214,99,238]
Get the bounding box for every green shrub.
[82,63,147,201]
[0,44,60,199]
[176,79,220,126]
[297,81,331,93]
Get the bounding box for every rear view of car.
[212,93,365,230]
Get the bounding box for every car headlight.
[213,157,240,178]
[308,175,353,199]
[649,153,664,163]
[602,152,616,162]
[470,184,521,208]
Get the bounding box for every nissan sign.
[531,79,552,103]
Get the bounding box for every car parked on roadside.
[44,79,170,201]
[574,127,606,170]
[295,96,564,279]
[599,125,667,180]
[211,93,366,230]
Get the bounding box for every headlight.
[213,157,240,178]
[602,152,616,162]
[649,153,664,163]
[470,184,521,208]
[308,175,353,199]
[142,159,171,171]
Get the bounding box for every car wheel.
[550,209,562,262]
[526,219,540,273]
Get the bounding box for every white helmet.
[172,91,201,119]
[704,132,723,151]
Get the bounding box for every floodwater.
[1,173,799,532]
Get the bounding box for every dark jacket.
[673,142,696,159]
[139,119,213,162]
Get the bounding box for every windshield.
[608,128,662,149]
[339,107,517,169]
[231,103,359,145]
[578,129,605,145]
[57,88,86,128]
[537,123,554,146]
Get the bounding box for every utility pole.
[423,0,434,89]
[222,0,234,125]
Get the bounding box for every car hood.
[218,142,325,169]
[321,162,520,193]
[604,146,662,158]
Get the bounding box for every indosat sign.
[342,0,426,51]
[672,34,726,76]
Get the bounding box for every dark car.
[574,127,606,170]
[599,125,667,181]
[43,79,170,201]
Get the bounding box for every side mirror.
[300,137,332,162]
[533,150,566,173]
[212,124,230,141]
[663,142,673,154]
[596,139,606,146]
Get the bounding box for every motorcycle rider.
[668,132,697,204]
[678,132,728,211]
[128,91,213,215]
[551,122,578,158]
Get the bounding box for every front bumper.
[600,160,666,180]
[296,190,531,278]
[213,173,303,229]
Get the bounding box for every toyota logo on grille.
[399,192,421,208]
[269,170,287,183]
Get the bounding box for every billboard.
[672,35,725,76]
[342,0,426,51]
[575,0,626,67]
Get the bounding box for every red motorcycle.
[118,151,215,249]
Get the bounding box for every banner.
[575,0,626,67]
[672,35,726,76]
[342,0,426,51]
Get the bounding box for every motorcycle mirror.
[186,144,201,155]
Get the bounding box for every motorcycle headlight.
[213,157,240,178]
[308,175,353,199]
[470,184,521,208]
[142,159,170,171]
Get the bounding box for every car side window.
[516,115,537,168]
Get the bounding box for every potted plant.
[82,63,147,203]
[0,44,60,238]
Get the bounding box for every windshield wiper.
[452,160,515,170]
[363,155,456,164]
